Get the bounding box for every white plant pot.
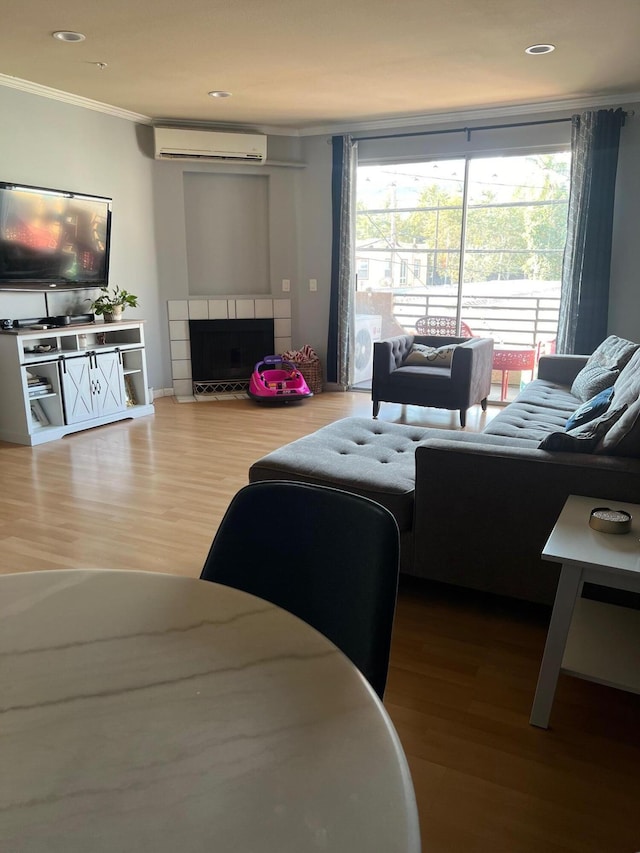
[104,307,124,323]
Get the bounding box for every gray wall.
[183,172,270,295]
[0,86,164,388]
[151,142,302,385]
[295,135,333,361]
[1,84,639,394]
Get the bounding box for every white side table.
[530,494,640,729]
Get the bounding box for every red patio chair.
[415,316,474,337]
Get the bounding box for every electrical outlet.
[309,278,317,292]
[282,279,290,292]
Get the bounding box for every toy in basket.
[248,355,313,403]
[281,345,323,394]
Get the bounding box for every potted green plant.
[90,285,139,323]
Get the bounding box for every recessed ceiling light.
[52,31,86,42]
[208,90,232,99]
[525,44,555,55]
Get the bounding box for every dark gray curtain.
[557,108,625,354]
[327,135,357,386]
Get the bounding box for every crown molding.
[0,74,298,134]
[1,72,637,137]
[297,91,640,137]
[0,73,152,124]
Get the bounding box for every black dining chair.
[200,480,400,699]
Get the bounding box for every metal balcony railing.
[391,291,560,348]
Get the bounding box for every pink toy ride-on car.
[248,355,313,403]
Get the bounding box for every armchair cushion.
[403,342,458,367]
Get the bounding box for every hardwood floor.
[1,392,638,852]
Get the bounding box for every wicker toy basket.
[281,345,323,394]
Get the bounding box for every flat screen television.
[0,182,112,291]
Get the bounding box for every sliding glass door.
[352,151,570,398]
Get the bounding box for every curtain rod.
[355,112,628,143]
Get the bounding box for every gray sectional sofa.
[250,338,640,604]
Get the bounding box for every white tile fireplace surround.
[168,297,292,400]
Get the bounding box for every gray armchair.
[372,334,494,427]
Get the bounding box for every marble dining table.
[0,569,420,852]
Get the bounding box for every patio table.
[492,346,537,401]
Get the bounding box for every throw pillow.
[596,397,640,457]
[539,405,627,453]
[403,343,457,367]
[606,346,640,410]
[586,335,639,372]
[564,386,615,431]
[570,364,619,402]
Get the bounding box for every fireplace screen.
[189,319,275,383]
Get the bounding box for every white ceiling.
[2,0,640,133]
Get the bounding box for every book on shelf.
[30,400,50,428]
[124,375,137,407]
[27,374,52,393]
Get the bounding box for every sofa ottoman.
[249,417,426,571]
[248,415,550,577]
[249,417,420,530]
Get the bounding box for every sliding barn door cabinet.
[0,320,154,446]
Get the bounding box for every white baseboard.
[150,388,175,400]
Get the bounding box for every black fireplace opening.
[189,319,275,382]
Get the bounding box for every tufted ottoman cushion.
[249,417,427,532]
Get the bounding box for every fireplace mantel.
[168,297,291,400]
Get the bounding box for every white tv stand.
[0,319,155,446]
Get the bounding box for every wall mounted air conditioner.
[154,127,267,163]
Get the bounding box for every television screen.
[0,182,111,290]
